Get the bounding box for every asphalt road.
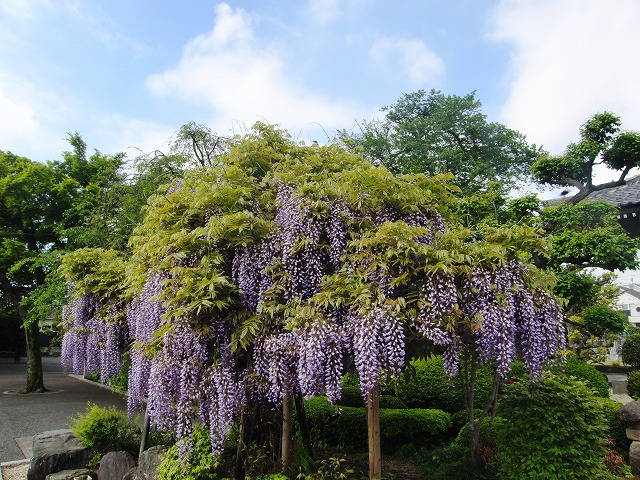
[0,356,128,463]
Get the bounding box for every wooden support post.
[281,391,293,474]
[367,388,381,480]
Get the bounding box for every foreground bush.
[157,424,221,480]
[497,373,609,480]
[305,396,450,450]
[510,357,610,398]
[552,357,610,398]
[72,403,168,467]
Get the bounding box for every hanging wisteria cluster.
[346,304,405,400]
[126,271,167,414]
[60,292,122,383]
[414,261,566,380]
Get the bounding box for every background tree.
[339,89,541,193]
[170,121,227,168]
[0,151,76,391]
[532,112,640,204]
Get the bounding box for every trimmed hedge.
[336,385,407,409]
[304,396,451,450]
[397,356,493,412]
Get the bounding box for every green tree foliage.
[538,201,636,361]
[581,305,626,337]
[339,89,541,193]
[0,150,78,391]
[532,112,640,204]
[0,133,132,392]
[540,201,639,272]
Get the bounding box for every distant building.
[614,285,640,329]
[585,174,640,238]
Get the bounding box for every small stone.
[44,469,94,480]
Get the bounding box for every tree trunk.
[367,388,381,480]
[24,319,46,393]
[281,392,293,475]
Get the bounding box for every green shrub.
[622,334,640,368]
[628,370,640,399]
[496,373,609,480]
[397,356,493,412]
[552,357,610,398]
[304,396,450,450]
[510,358,610,398]
[157,425,221,480]
[71,403,140,466]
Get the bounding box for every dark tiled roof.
[619,285,640,301]
[585,175,640,207]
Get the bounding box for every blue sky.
[2,0,640,186]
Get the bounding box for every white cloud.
[370,37,445,86]
[147,2,364,142]
[0,73,69,160]
[490,0,640,155]
[93,116,177,161]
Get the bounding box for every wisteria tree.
[60,124,565,479]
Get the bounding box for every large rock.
[122,446,168,480]
[96,451,135,480]
[27,430,94,480]
[627,422,640,441]
[45,469,95,479]
[616,400,640,422]
[630,441,640,476]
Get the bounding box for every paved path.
[0,356,127,463]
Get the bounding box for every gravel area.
[1,460,29,480]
